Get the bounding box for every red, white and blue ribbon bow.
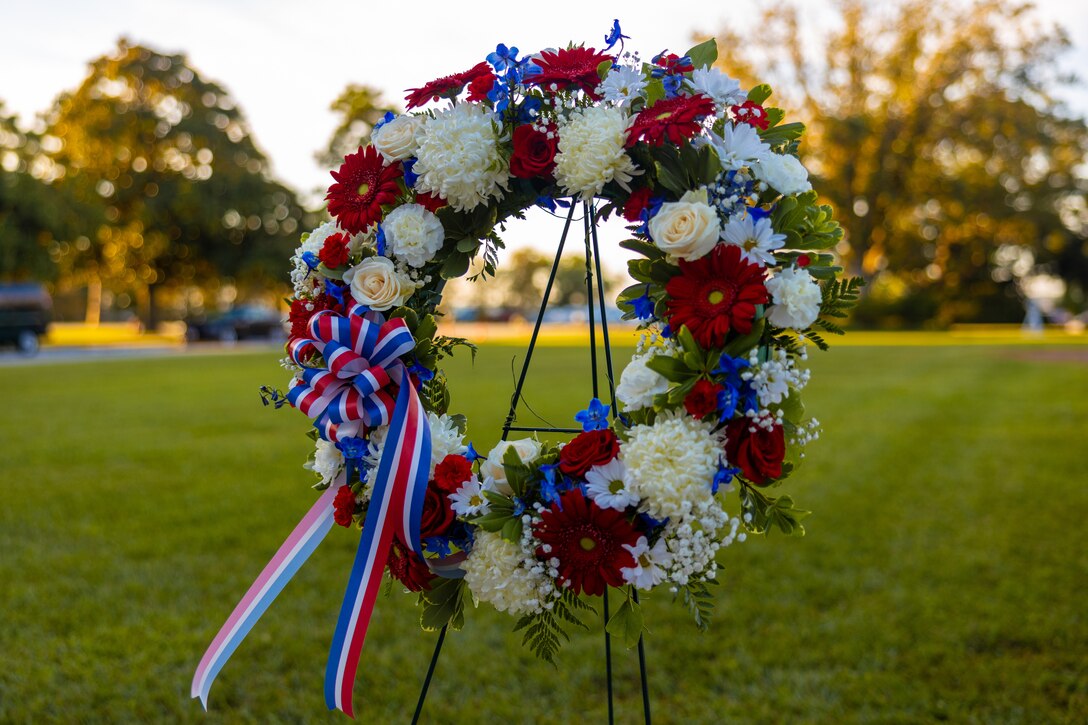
[192,304,431,718]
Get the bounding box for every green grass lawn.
[1,342,1086,723]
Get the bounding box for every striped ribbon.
[192,305,432,717]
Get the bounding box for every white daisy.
[621,536,673,590]
[708,121,770,170]
[597,65,647,107]
[584,459,639,511]
[449,476,490,517]
[720,214,786,266]
[687,66,745,107]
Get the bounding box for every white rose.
[479,438,542,496]
[649,188,721,261]
[765,267,822,329]
[383,203,445,268]
[343,256,410,311]
[372,114,425,163]
[616,354,670,411]
[753,153,811,196]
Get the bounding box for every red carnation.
[623,187,653,222]
[684,379,724,419]
[665,244,769,349]
[724,418,785,485]
[289,294,337,342]
[627,94,716,148]
[731,100,769,131]
[466,71,497,103]
[559,429,620,479]
[529,47,612,98]
[419,482,456,539]
[533,489,640,596]
[415,191,447,213]
[434,454,473,493]
[333,485,357,528]
[387,537,436,592]
[509,124,558,179]
[318,231,350,269]
[404,62,492,109]
[325,146,403,235]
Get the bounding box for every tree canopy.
[711,0,1088,325]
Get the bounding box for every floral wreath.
[193,22,861,716]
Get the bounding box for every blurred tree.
[42,39,314,326]
[710,0,1088,326]
[494,247,614,314]
[316,84,398,169]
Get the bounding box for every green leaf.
[747,84,773,105]
[605,597,645,649]
[723,318,766,358]
[685,38,718,70]
[619,238,666,261]
[644,79,666,107]
[645,354,694,382]
[440,252,471,279]
[418,578,467,632]
[597,59,613,80]
[455,237,480,253]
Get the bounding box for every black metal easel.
[410,201,652,724]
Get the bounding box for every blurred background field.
[1,340,1086,723]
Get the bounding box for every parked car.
[185,305,285,342]
[0,282,52,354]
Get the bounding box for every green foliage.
[605,593,646,648]
[738,483,810,536]
[418,577,468,632]
[806,276,866,350]
[685,38,719,71]
[317,84,399,168]
[676,579,717,632]
[512,588,595,665]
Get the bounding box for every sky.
[2,0,1086,268]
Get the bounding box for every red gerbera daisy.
[325,145,403,235]
[533,489,640,596]
[529,47,612,98]
[627,94,716,148]
[387,536,436,592]
[665,244,769,349]
[404,62,493,109]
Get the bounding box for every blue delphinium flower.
[375,224,387,257]
[424,536,452,558]
[629,286,656,321]
[407,358,435,383]
[463,442,484,462]
[487,44,520,73]
[301,251,320,271]
[539,463,563,508]
[712,463,742,494]
[401,157,419,188]
[603,19,630,52]
[372,111,396,133]
[324,278,347,306]
[575,397,611,431]
[662,74,683,98]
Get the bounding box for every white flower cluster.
[304,438,344,489]
[554,106,641,199]
[462,530,556,616]
[745,347,811,409]
[790,418,822,448]
[412,102,509,212]
[616,352,669,411]
[623,412,721,521]
[660,499,741,588]
[289,221,338,296]
[766,267,822,330]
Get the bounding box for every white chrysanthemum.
[554,106,641,199]
[621,536,672,590]
[428,412,467,471]
[584,459,639,511]
[720,214,786,267]
[623,412,720,521]
[687,66,745,107]
[383,203,444,268]
[449,476,489,517]
[752,153,812,196]
[290,221,338,295]
[597,65,647,107]
[708,122,770,170]
[412,103,509,212]
[462,531,548,615]
[304,438,343,487]
[766,267,822,330]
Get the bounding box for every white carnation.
[372,114,425,163]
[305,438,343,487]
[597,65,647,108]
[554,106,641,199]
[383,203,445,268]
[687,66,745,107]
[412,103,509,212]
[765,267,822,330]
[616,354,670,411]
[753,153,812,196]
[427,412,467,471]
[623,412,720,521]
[479,438,542,496]
[462,530,548,615]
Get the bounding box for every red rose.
[509,124,558,179]
[623,187,653,222]
[318,231,350,269]
[414,191,447,213]
[434,454,473,493]
[387,537,435,592]
[418,482,456,539]
[724,418,785,486]
[333,485,357,528]
[559,429,620,478]
[466,71,497,103]
[684,379,724,419]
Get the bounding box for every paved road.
[0,341,282,366]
